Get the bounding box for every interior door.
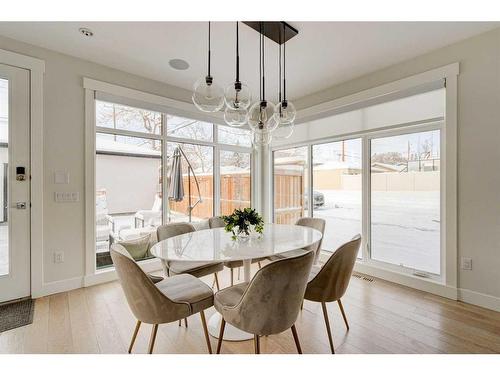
[0,63,30,303]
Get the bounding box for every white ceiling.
[0,22,497,101]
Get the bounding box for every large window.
[273,147,309,224]
[272,85,445,278]
[370,130,440,274]
[312,138,362,254]
[94,99,253,270]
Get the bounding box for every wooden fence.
[169,172,251,219]
[274,167,305,224]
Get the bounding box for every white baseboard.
[32,276,84,298]
[353,261,458,300]
[458,288,500,312]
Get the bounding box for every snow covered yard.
[314,190,440,274]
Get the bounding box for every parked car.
[304,190,325,208]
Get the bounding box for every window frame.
[85,84,255,279]
[273,120,444,281]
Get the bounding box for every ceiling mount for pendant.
[242,22,298,45]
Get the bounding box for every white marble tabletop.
[149,223,322,262]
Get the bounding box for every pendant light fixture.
[192,22,225,113]
[192,21,299,144]
[272,24,295,139]
[224,22,252,127]
[274,22,296,125]
[248,23,276,145]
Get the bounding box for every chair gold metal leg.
[254,334,260,354]
[178,320,182,326]
[237,267,240,280]
[258,261,262,269]
[230,268,234,286]
[200,311,212,354]
[216,319,226,354]
[128,320,141,353]
[321,302,335,354]
[184,318,188,327]
[148,324,158,354]
[214,273,220,291]
[290,324,302,354]
[337,299,349,330]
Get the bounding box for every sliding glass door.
[370,129,441,274]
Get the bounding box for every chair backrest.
[296,217,325,264]
[110,244,190,324]
[208,216,225,229]
[305,235,361,303]
[157,222,196,241]
[229,251,314,336]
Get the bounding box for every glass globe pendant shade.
[224,107,248,127]
[192,76,225,113]
[224,81,252,110]
[247,100,276,131]
[252,129,272,148]
[275,100,297,124]
[272,121,295,140]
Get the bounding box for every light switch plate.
[54,171,69,184]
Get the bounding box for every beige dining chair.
[157,222,224,290]
[208,216,264,286]
[304,235,361,354]
[269,217,325,264]
[215,250,315,354]
[110,244,214,354]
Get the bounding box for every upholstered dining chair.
[110,244,214,354]
[215,250,315,354]
[269,217,326,264]
[303,235,361,354]
[157,222,224,290]
[208,216,264,286]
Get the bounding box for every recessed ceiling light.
[169,59,189,71]
[79,28,94,37]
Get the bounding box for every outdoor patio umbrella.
[168,146,184,202]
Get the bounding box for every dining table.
[149,223,323,341]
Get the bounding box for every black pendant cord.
[283,23,287,102]
[262,23,266,102]
[236,22,240,83]
[278,24,282,104]
[259,22,262,102]
[207,22,211,78]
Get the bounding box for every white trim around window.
[271,63,458,300]
[83,78,256,286]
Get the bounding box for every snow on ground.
[313,190,440,274]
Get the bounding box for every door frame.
[0,48,44,298]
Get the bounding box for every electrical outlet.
[461,257,472,270]
[54,251,64,264]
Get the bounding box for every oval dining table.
[149,223,323,341]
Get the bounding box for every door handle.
[15,202,27,209]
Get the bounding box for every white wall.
[0,34,192,284]
[278,27,500,304]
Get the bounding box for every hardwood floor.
[1,266,500,354]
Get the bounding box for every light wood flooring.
[1,267,500,354]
